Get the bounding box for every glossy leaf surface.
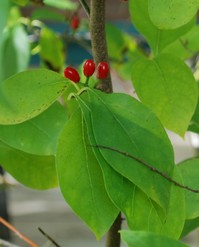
[77,93,185,239]
[78,89,174,210]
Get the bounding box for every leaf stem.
[79,0,90,17]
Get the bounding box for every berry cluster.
[64,60,109,84]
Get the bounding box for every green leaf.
[77,91,185,239]
[0,0,11,83]
[0,102,67,155]
[31,9,65,22]
[1,23,30,80]
[132,54,198,136]
[129,0,195,54]
[189,90,199,133]
[0,69,68,124]
[106,23,126,61]
[164,25,199,60]
[39,27,64,71]
[0,141,57,190]
[181,217,199,237]
[12,0,29,6]
[178,158,199,219]
[56,107,119,238]
[43,0,77,10]
[76,93,135,215]
[79,89,174,210]
[148,0,199,29]
[121,230,188,247]
[125,167,185,239]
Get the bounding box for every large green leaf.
[76,93,136,214]
[78,89,174,210]
[178,158,199,219]
[0,102,67,155]
[125,167,185,239]
[121,230,188,247]
[0,69,68,125]
[76,93,183,239]
[148,0,199,29]
[56,107,119,238]
[132,54,198,136]
[129,0,195,55]
[1,23,30,80]
[0,141,57,189]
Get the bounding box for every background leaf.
[0,69,68,124]
[43,0,77,10]
[121,230,188,247]
[0,0,11,83]
[56,107,119,238]
[0,102,67,155]
[0,141,57,190]
[132,54,198,136]
[106,23,126,61]
[178,158,199,219]
[39,27,64,71]
[148,0,199,29]
[189,91,199,133]
[31,9,65,22]
[1,23,30,80]
[129,0,195,55]
[181,217,199,237]
[164,25,199,60]
[12,0,29,6]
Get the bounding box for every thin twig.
[0,217,40,247]
[93,145,199,193]
[38,228,61,247]
[79,0,90,17]
[0,239,21,247]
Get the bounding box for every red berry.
[64,67,80,83]
[70,14,80,30]
[83,59,96,77]
[96,61,109,79]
